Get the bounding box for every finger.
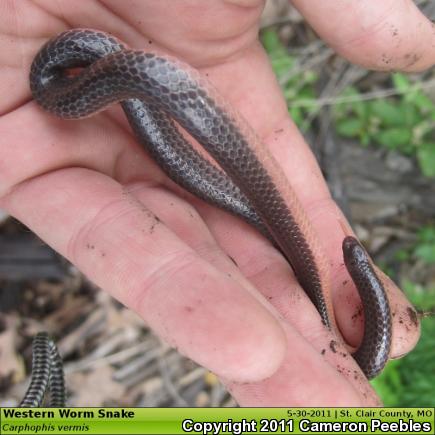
[0,168,287,382]
[32,0,265,67]
[292,0,435,71]
[335,272,420,359]
[373,269,421,358]
[134,185,382,405]
[26,170,377,404]
[0,0,66,114]
[193,41,420,359]
[196,202,380,404]
[330,221,421,358]
[0,102,168,197]
[226,326,381,406]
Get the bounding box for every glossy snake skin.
[30,29,392,379]
[342,237,392,379]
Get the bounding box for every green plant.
[334,74,435,178]
[261,28,435,178]
[260,29,319,131]
[395,226,435,265]
[262,29,435,405]
[372,225,435,406]
[371,283,435,406]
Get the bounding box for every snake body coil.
[30,29,392,379]
[20,332,65,408]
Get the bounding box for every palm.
[1,0,430,406]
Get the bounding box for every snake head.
[342,236,368,269]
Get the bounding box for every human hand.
[0,0,429,406]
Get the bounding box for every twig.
[290,76,435,108]
[278,46,333,86]
[64,339,160,374]
[157,357,188,406]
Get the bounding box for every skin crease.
[0,0,431,405]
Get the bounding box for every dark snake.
[27,29,392,386]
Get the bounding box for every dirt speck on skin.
[351,305,363,321]
[148,215,162,234]
[381,53,392,66]
[228,255,238,267]
[321,349,326,355]
[403,52,422,68]
[329,340,338,353]
[342,280,348,286]
[396,306,420,332]
[406,306,419,328]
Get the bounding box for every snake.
[20,332,65,407]
[29,29,392,380]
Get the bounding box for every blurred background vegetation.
[261,0,434,406]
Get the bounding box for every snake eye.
[342,236,369,267]
[342,236,357,255]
